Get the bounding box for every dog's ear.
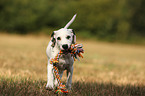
[51,32,56,47]
[72,30,76,44]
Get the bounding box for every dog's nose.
[62,44,68,50]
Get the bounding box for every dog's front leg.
[46,60,54,90]
[66,66,73,90]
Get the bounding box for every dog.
[46,14,77,90]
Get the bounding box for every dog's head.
[51,28,76,50]
[51,14,76,50]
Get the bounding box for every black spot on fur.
[72,29,76,35]
[72,30,76,44]
[51,32,54,37]
[51,32,56,47]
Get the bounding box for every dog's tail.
[64,14,77,29]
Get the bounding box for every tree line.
[0,0,145,42]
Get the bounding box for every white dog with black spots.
[46,14,77,90]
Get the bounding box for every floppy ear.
[51,32,56,47]
[72,30,76,44]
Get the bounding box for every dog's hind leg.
[59,70,64,79]
[66,66,73,90]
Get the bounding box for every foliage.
[0,0,145,42]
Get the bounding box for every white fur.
[46,15,76,90]
[64,14,77,29]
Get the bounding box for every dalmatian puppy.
[46,14,77,90]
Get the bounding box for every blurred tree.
[128,0,145,36]
[0,0,144,43]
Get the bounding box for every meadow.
[0,34,145,96]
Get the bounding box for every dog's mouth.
[62,49,69,53]
[61,49,71,55]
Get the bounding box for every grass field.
[0,34,145,95]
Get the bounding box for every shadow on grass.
[0,78,145,96]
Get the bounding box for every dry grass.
[0,77,145,96]
[0,34,145,95]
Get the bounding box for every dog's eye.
[66,36,71,39]
[57,37,61,40]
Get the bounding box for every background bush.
[0,0,145,43]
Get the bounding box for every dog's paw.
[46,86,54,91]
[46,81,54,91]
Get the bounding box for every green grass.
[0,34,145,95]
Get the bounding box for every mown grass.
[0,77,145,96]
[0,34,145,95]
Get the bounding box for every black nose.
[62,44,68,50]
